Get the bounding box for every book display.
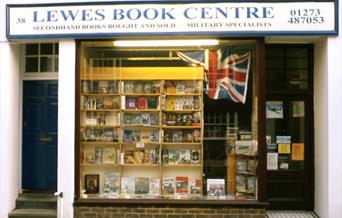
[79,67,204,199]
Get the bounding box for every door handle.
[39,136,53,142]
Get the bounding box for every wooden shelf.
[82,93,120,96]
[123,109,160,112]
[81,142,120,145]
[164,93,201,96]
[122,164,160,167]
[162,142,201,145]
[162,126,201,129]
[81,163,120,167]
[81,125,120,128]
[81,109,121,112]
[124,93,160,96]
[162,109,200,113]
[162,164,202,168]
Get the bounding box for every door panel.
[266,97,312,209]
[22,80,58,190]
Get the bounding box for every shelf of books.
[79,67,205,199]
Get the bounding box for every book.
[192,112,201,126]
[162,149,169,164]
[166,81,176,94]
[189,179,202,196]
[102,147,117,164]
[108,81,118,94]
[149,113,159,126]
[149,178,160,196]
[135,177,150,195]
[84,151,95,164]
[207,179,225,197]
[247,176,256,193]
[143,82,152,93]
[126,97,137,109]
[235,175,246,192]
[150,130,159,143]
[147,97,158,109]
[193,129,201,142]
[190,149,201,164]
[82,81,90,93]
[94,147,103,164]
[103,172,119,195]
[84,174,99,194]
[124,81,134,94]
[162,178,175,196]
[180,149,191,164]
[175,176,189,194]
[103,97,114,109]
[235,140,254,155]
[133,150,145,164]
[141,113,150,125]
[121,177,135,195]
[131,114,142,125]
[168,149,180,164]
[98,80,109,93]
[236,159,248,173]
[183,130,193,142]
[137,96,147,109]
[134,82,144,93]
[123,130,141,142]
[124,150,135,164]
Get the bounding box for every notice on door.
[292,143,304,160]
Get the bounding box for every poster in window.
[266,101,283,119]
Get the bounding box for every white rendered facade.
[0,1,341,218]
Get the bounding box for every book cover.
[124,150,135,164]
[123,130,141,142]
[141,113,150,125]
[143,82,152,93]
[190,149,201,164]
[163,130,173,142]
[133,150,145,164]
[182,130,193,142]
[207,179,225,197]
[124,81,134,94]
[137,96,147,109]
[94,147,103,164]
[134,82,144,93]
[123,114,132,125]
[84,174,99,194]
[108,81,118,94]
[172,129,183,142]
[168,149,180,164]
[183,114,193,126]
[235,175,246,192]
[103,97,113,109]
[125,97,137,109]
[236,159,248,173]
[147,97,158,109]
[162,149,169,164]
[162,178,175,195]
[192,112,201,126]
[247,176,256,193]
[135,177,150,194]
[131,114,142,125]
[175,176,189,194]
[193,129,201,142]
[84,151,95,164]
[102,147,117,164]
[98,80,109,93]
[103,172,119,195]
[150,130,159,143]
[180,149,191,164]
[149,178,160,196]
[189,179,202,195]
[121,177,135,195]
[149,113,159,126]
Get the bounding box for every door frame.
[20,44,58,191]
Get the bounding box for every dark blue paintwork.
[22,80,58,190]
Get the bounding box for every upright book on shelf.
[103,172,119,196]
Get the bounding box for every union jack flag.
[176,49,251,103]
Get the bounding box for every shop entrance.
[265,44,314,210]
[22,80,58,190]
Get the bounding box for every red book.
[137,96,147,109]
[175,176,189,194]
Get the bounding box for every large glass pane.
[40,43,54,55]
[78,40,258,201]
[40,57,53,72]
[26,44,38,55]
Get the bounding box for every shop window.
[77,40,260,201]
[24,43,59,73]
[265,45,312,92]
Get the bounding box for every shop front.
[1,0,340,218]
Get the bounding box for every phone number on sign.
[288,9,324,24]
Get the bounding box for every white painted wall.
[314,37,329,218]
[0,42,21,218]
[58,40,76,218]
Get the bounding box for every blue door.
[22,80,58,190]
